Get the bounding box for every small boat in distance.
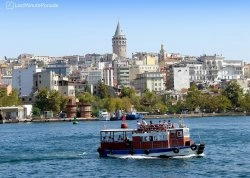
[126,112,144,120]
[73,116,78,124]
[99,109,110,121]
[97,119,205,158]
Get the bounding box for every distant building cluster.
[0,21,249,104]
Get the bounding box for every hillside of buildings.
[1,22,250,119]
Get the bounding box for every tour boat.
[97,119,205,158]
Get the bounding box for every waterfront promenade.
[0,112,247,124]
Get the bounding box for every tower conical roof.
[114,21,124,37]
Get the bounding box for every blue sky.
[1,0,250,61]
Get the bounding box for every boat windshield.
[100,129,135,142]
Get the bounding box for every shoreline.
[0,112,248,124]
[144,112,247,119]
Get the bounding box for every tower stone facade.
[112,21,127,58]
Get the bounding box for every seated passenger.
[102,137,108,142]
[168,120,173,128]
[108,136,113,142]
[117,135,122,142]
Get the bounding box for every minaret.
[112,21,127,58]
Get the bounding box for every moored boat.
[97,119,205,158]
[126,112,144,120]
[99,109,110,121]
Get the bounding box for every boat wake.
[119,153,205,159]
[1,152,85,164]
[171,153,205,159]
[120,155,158,159]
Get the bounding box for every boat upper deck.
[100,128,137,132]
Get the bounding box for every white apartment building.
[173,67,190,91]
[216,60,244,80]
[198,55,243,82]
[12,64,42,96]
[166,65,190,91]
[33,71,75,96]
[133,72,165,93]
[103,67,114,86]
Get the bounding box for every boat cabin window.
[101,131,134,142]
[141,134,168,142]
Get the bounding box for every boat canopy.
[100,128,137,132]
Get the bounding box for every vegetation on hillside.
[1,80,248,117]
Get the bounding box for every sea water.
[0,116,250,177]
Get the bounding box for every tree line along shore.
[1,80,250,121]
[1,112,248,124]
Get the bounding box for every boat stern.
[97,147,107,157]
[196,143,205,155]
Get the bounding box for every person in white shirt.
[137,121,141,129]
[141,118,147,126]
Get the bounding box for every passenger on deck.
[102,137,108,142]
[168,120,173,128]
[108,136,113,142]
[117,135,122,142]
[141,118,147,126]
[137,121,141,129]
[163,120,168,129]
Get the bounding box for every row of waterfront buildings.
[1,22,250,104]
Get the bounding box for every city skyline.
[1,0,250,61]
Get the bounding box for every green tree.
[0,89,22,106]
[104,97,116,112]
[215,95,232,112]
[121,97,132,112]
[239,92,250,112]
[34,88,68,114]
[140,90,162,112]
[34,88,50,112]
[222,81,243,108]
[184,85,201,111]
[99,82,109,99]
[121,87,136,98]
[48,90,64,114]
[114,97,123,111]
[32,107,41,116]
[78,92,95,104]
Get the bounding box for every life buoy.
[191,144,197,151]
[173,148,179,154]
[144,149,150,155]
[129,149,135,155]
